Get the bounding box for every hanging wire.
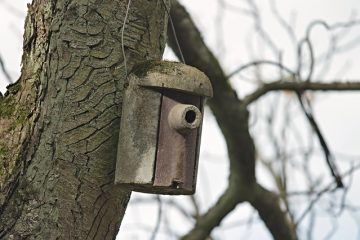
[121,0,132,77]
[161,0,186,63]
[121,0,184,76]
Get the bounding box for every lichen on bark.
[0,0,169,239]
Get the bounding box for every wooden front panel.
[153,91,201,194]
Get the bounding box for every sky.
[1,0,360,239]
[121,0,360,239]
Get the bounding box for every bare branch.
[296,93,344,187]
[189,195,200,220]
[0,54,12,84]
[300,17,360,80]
[150,196,162,240]
[131,197,193,220]
[269,0,297,45]
[0,1,25,18]
[228,60,296,79]
[181,186,242,240]
[293,163,360,225]
[297,38,315,81]
[246,0,280,57]
[169,1,299,239]
[243,80,360,105]
[305,19,360,37]
[249,184,297,240]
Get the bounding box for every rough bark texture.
[0,0,168,239]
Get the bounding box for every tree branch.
[295,92,344,187]
[0,54,12,84]
[243,80,360,105]
[168,0,256,184]
[181,185,243,240]
[228,60,296,79]
[249,184,297,240]
[168,1,298,239]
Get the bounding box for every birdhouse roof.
[131,61,213,98]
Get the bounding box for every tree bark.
[0,0,168,239]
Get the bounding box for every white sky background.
[1,0,360,239]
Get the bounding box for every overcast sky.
[1,1,360,239]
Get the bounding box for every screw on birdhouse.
[115,61,213,195]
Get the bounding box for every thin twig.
[131,197,193,220]
[296,92,344,187]
[293,163,360,225]
[189,195,200,220]
[228,60,296,79]
[269,0,297,45]
[0,54,12,84]
[305,19,360,37]
[0,1,25,18]
[150,196,162,240]
[246,0,280,57]
[242,80,360,105]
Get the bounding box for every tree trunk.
[0,0,168,239]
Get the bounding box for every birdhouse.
[115,61,213,195]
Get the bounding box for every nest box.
[115,61,213,195]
